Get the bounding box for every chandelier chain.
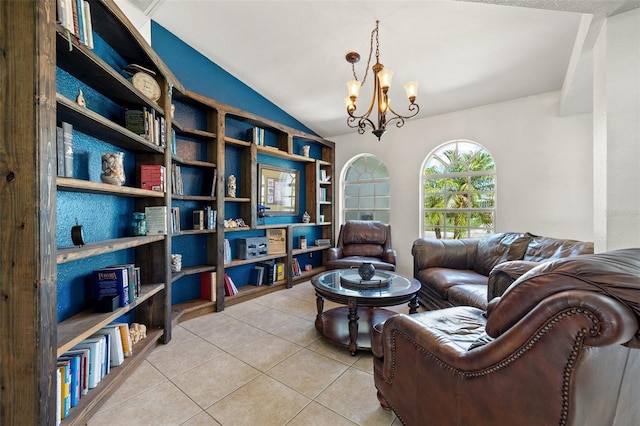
[352,20,380,85]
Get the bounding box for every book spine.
[56,126,64,176]
[61,122,73,178]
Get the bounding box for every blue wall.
[151,22,316,135]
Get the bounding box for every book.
[223,239,231,264]
[200,272,216,302]
[256,260,276,285]
[61,121,73,178]
[57,361,70,419]
[56,367,61,425]
[266,229,286,254]
[141,164,166,192]
[92,267,129,307]
[88,333,109,379]
[124,107,148,137]
[145,206,168,235]
[109,263,136,303]
[63,348,89,396]
[275,262,285,281]
[82,0,94,49]
[193,210,204,230]
[56,126,64,176]
[71,339,101,389]
[110,322,133,357]
[250,266,264,286]
[57,355,80,408]
[100,325,125,367]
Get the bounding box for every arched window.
[421,140,495,239]
[342,154,390,223]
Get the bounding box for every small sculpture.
[76,89,86,108]
[100,152,125,185]
[129,323,147,344]
[358,262,376,280]
[302,145,310,157]
[302,211,311,223]
[227,174,237,198]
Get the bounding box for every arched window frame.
[341,154,391,224]
[421,140,496,239]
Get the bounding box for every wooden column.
[0,0,57,424]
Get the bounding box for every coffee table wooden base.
[314,306,397,355]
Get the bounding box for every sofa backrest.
[473,232,531,276]
[523,233,594,262]
[339,220,389,258]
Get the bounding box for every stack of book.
[57,0,94,49]
[248,127,265,145]
[315,238,331,246]
[56,323,132,422]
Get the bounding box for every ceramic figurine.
[227,174,237,198]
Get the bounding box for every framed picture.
[258,164,299,216]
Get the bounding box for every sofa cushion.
[417,268,487,299]
[473,232,531,276]
[447,284,490,310]
[523,233,594,262]
[341,221,387,245]
[342,243,384,257]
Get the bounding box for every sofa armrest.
[326,247,342,261]
[487,260,541,300]
[412,238,478,275]
[382,248,396,265]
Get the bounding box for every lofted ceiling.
[121,0,640,139]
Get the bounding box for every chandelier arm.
[386,102,420,121]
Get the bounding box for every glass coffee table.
[311,269,420,355]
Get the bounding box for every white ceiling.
[122,0,640,139]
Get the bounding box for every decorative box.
[236,237,268,260]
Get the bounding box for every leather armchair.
[326,220,396,271]
[373,248,640,426]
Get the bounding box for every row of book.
[56,322,132,422]
[92,264,141,308]
[193,207,217,230]
[124,107,166,148]
[56,122,74,178]
[170,164,217,197]
[57,0,94,49]
[247,127,265,145]
[250,260,285,286]
[319,187,329,202]
[290,258,303,277]
[223,273,239,296]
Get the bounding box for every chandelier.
[345,20,419,140]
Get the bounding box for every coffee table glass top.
[313,269,419,298]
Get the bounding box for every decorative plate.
[340,270,392,289]
[131,72,161,102]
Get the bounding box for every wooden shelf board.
[172,299,217,322]
[172,194,216,201]
[171,156,216,168]
[292,245,329,255]
[56,27,162,114]
[223,226,252,233]
[57,94,163,154]
[57,177,165,197]
[256,145,315,163]
[57,284,165,357]
[57,235,165,264]
[172,122,217,140]
[224,197,250,202]
[292,266,326,282]
[225,281,287,306]
[172,229,216,236]
[225,254,286,268]
[60,327,164,426]
[224,136,251,147]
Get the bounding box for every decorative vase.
[358,262,375,280]
[100,152,125,185]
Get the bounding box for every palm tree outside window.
[343,154,390,223]
[422,140,495,239]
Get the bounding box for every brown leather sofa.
[326,220,396,271]
[372,248,640,426]
[413,232,593,310]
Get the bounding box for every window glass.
[421,140,495,239]
[342,154,391,224]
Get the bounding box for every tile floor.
[87,281,416,426]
